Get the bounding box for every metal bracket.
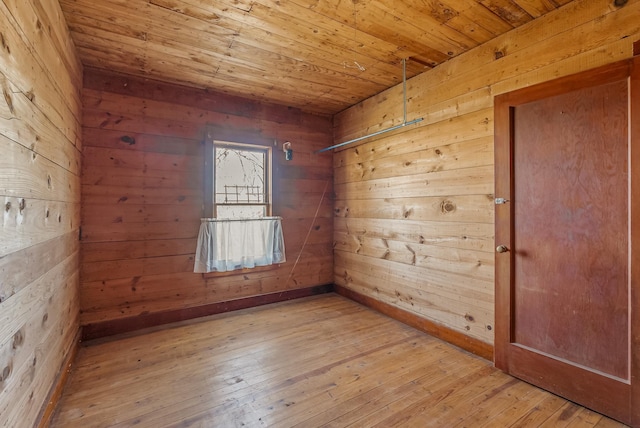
[495,198,509,205]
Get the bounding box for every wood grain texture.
[80,69,334,331]
[36,330,80,428]
[332,0,640,352]
[495,59,637,425]
[81,284,333,340]
[336,285,493,360]
[0,1,82,427]
[50,295,625,427]
[56,0,573,115]
[513,78,629,378]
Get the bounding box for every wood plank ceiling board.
[59,0,576,115]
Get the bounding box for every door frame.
[494,56,640,425]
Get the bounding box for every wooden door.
[494,57,640,426]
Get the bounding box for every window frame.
[203,136,273,219]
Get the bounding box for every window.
[194,138,284,273]
[211,141,271,219]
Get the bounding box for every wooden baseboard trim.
[335,285,494,361]
[81,284,335,341]
[37,328,81,428]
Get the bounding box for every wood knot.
[440,200,456,213]
[5,201,10,212]
[1,364,12,382]
[12,330,24,348]
[494,50,505,60]
[0,32,10,53]
[120,135,136,145]
[614,0,628,6]
[2,88,14,114]
[464,314,475,322]
[18,198,25,212]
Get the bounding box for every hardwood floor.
[51,294,627,427]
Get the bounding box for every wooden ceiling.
[59,0,574,115]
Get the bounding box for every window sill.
[201,263,282,279]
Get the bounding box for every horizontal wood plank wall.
[0,0,82,427]
[80,69,334,333]
[332,0,640,349]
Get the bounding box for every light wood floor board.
[51,294,627,427]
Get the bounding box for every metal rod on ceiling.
[316,58,424,153]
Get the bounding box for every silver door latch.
[495,198,509,205]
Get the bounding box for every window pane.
[215,148,265,204]
[217,205,266,219]
[213,143,269,219]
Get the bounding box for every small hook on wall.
[283,141,293,161]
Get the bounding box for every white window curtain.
[194,217,286,273]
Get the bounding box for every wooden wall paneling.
[335,217,493,252]
[332,166,492,200]
[2,0,82,90]
[332,0,640,352]
[0,258,79,426]
[0,254,80,425]
[333,136,494,184]
[80,243,333,322]
[334,234,494,283]
[1,197,79,259]
[82,109,204,141]
[0,76,80,176]
[0,135,80,203]
[0,232,78,302]
[335,1,636,142]
[81,184,203,206]
[80,70,334,333]
[334,108,493,167]
[82,128,202,156]
[333,194,494,223]
[81,239,197,263]
[82,67,304,125]
[0,1,81,148]
[333,257,493,343]
[80,253,334,327]
[0,0,82,425]
[334,249,493,305]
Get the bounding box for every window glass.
[213,142,270,219]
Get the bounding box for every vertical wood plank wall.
[0,0,83,426]
[333,0,640,347]
[80,69,333,331]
